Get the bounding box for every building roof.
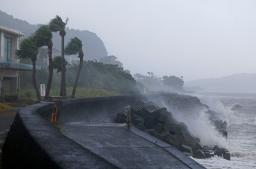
[0,26,24,36]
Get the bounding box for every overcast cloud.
[2,0,256,80]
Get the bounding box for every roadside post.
[126,105,132,129]
[51,103,58,124]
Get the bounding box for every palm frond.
[34,25,52,47]
[49,15,66,32]
[53,56,68,72]
[65,37,82,55]
[16,36,38,61]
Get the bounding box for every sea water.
[194,95,256,169]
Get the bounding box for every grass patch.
[50,87,120,98]
[19,87,120,101]
[0,103,14,112]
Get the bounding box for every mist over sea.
[193,93,256,169]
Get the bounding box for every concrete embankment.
[0,109,16,169]
[2,96,206,169]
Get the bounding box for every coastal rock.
[114,113,127,123]
[214,120,228,137]
[194,150,206,159]
[114,99,231,160]
[213,146,231,160]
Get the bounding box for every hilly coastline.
[0,10,107,60]
[186,73,256,94]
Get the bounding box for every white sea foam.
[193,156,256,169]
[192,96,256,169]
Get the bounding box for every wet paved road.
[61,122,205,169]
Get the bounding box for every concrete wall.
[55,96,142,124]
[1,96,142,169]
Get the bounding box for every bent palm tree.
[53,56,67,73]
[65,37,84,98]
[49,16,68,96]
[34,25,53,99]
[16,37,40,100]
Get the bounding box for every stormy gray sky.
[2,0,256,80]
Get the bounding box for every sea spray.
[197,95,234,125]
[166,105,228,148]
[148,93,228,148]
[193,95,256,169]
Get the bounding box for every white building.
[65,54,80,65]
[0,26,32,99]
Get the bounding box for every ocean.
[194,94,256,169]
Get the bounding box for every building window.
[4,35,13,63]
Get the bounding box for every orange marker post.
[51,104,58,124]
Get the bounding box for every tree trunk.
[71,49,84,98]
[45,41,53,100]
[32,60,41,101]
[60,31,66,96]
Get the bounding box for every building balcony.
[0,61,33,71]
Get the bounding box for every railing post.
[126,105,132,129]
[51,103,58,124]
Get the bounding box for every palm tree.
[49,16,68,96]
[65,37,84,98]
[53,56,67,92]
[16,37,41,100]
[34,25,53,99]
[53,56,67,73]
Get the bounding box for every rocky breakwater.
[114,93,230,160]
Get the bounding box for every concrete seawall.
[2,96,206,169]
